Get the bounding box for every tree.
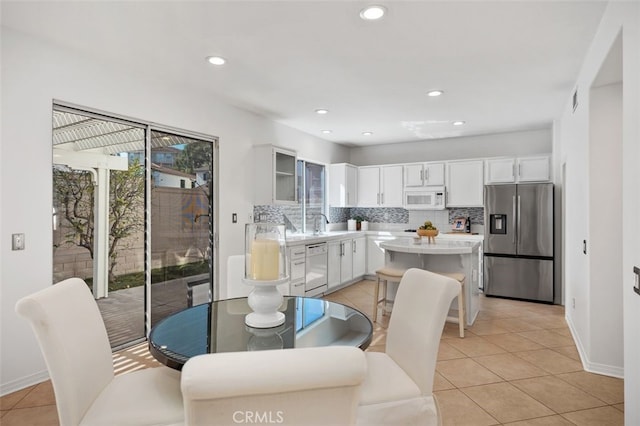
[53,160,145,282]
[175,142,212,174]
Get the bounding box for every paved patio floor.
[96,274,209,348]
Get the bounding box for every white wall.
[557,2,639,424]
[349,128,552,166]
[0,28,349,394]
[589,82,623,372]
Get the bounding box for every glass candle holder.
[243,223,289,328]
[244,223,288,282]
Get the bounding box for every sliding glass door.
[52,103,217,349]
[149,130,215,327]
[52,107,147,348]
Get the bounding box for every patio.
[96,274,208,348]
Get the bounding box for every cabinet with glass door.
[253,145,298,205]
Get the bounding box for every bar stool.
[373,268,406,322]
[435,272,466,338]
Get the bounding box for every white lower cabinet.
[328,240,352,289]
[289,246,306,296]
[352,237,366,278]
[328,241,342,290]
[341,239,353,284]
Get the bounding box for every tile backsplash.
[257,205,484,232]
[254,205,324,233]
[448,208,484,225]
[348,207,408,223]
[332,206,483,228]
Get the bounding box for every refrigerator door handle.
[512,196,517,244]
[517,195,521,247]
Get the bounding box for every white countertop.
[285,229,483,246]
[380,238,481,254]
[285,230,364,245]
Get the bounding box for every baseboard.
[0,369,50,397]
[565,314,624,379]
[584,360,624,378]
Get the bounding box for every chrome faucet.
[312,213,330,235]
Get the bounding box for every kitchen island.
[380,238,481,326]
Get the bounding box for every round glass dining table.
[148,296,373,370]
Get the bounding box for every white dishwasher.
[305,243,328,297]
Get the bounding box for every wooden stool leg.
[458,280,465,338]
[373,276,381,322]
[381,280,388,316]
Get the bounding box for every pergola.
[52,108,193,298]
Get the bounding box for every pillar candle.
[250,239,280,280]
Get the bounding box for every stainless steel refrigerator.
[484,183,554,303]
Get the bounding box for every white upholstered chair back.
[181,346,367,426]
[386,268,461,396]
[16,278,185,426]
[15,278,115,425]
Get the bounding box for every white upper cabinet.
[357,167,380,207]
[404,162,445,187]
[253,145,298,205]
[517,156,551,182]
[485,156,551,184]
[358,165,404,207]
[381,165,404,206]
[485,158,516,183]
[446,160,484,207]
[328,163,358,207]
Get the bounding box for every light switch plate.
[12,233,25,250]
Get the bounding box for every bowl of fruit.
[417,221,439,241]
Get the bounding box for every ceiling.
[2,1,607,147]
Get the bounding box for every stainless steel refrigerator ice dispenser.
[489,214,507,234]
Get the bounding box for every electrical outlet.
[572,298,576,309]
[232,213,237,223]
[12,233,25,250]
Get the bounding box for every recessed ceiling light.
[321,130,332,134]
[360,5,386,20]
[452,121,466,126]
[362,131,373,136]
[206,56,226,66]
[315,109,329,115]
[427,90,444,97]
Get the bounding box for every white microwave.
[404,188,446,210]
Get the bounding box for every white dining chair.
[15,278,184,426]
[357,268,461,426]
[181,346,367,426]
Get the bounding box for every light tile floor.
[1,280,625,425]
